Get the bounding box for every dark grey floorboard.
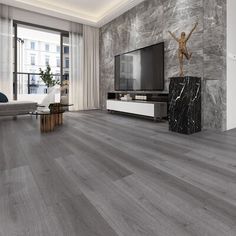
[62,115,236,206]
[0,119,27,171]
[1,111,236,235]
[56,155,189,236]
[59,119,236,228]
[0,166,63,236]
[114,174,235,236]
[61,132,133,181]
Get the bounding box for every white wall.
[12,6,71,32]
[227,0,236,130]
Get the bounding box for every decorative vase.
[39,85,61,111]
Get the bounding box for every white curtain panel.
[69,24,99,111]
[0,4,13,99]
[83,25,100,110]
[69,23,83,111]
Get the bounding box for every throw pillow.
[0,92,8,103]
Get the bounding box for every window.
[45,56,50,66]
[45,44,50,52]
[31,74,36,84]
[30,74,37,94]
[30,55,36,65]
[31,41,35,50]
[14,24,66,99]
[55,70,60,81]
[56,57,60,67]
[65,57,69,68]
[64,46,69,54]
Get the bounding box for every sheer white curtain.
[69,24,99,111]
[83,25,99,109]
[69,23,83,111]
[0,4,13,99]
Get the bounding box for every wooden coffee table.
[30,103,72,133]
[30,110,64,132]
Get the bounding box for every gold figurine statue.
[168,22,198,77]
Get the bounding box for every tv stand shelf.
[108,91,168,102]
[110,91,169,94]
[107,92,168,121]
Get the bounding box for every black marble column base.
[169,76,201,135]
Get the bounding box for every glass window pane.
[45,56,50,66]
[16,25,62,102]
[31,55,35,65]
[31,41,35,50]
[45,44,49,51]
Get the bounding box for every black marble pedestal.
[169,76,201,135]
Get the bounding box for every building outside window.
[65,57,69,68]
[56,57,60,67]
[64,46,69,54]
[16,25,68,102]
[30,55,36,65]
[45,44,50,52]
[55,70,60,81]
[31,41,35,50]
[45,56,50,66]
[29,69,37,94]
[31,74,36,84]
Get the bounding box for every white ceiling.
[0,0,145,27]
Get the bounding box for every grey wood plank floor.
[0,111,236,236]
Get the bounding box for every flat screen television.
[115,42,164,91]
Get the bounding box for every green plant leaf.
[39,65,60,88]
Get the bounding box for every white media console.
[107,99,167,120]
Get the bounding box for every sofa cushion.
[0,101,37,116]
[0,92,8,103]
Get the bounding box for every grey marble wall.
[99,0,226,130]
[203,0,226,130]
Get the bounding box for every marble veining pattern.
[169,76,201,134]
[99,0,226,130]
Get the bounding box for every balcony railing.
[14,72,69,95]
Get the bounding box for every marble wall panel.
[203,0,226,130]
[99,0,227,130]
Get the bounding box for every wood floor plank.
[1,111,236,236]
[70,113,236,171]
[56,154,185,236]
[60,116,236,206]
[0,166,63,236]
[60,129,133,181]
[60,113,236,226]
[12,119,119,236]
[114,174,236,236]
[0,119,27,171]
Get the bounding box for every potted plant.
[39,65,60,89]
[39,65,61,109]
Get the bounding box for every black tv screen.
[115,42,164,91]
